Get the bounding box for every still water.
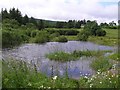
[2,41,116,79]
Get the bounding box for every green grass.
[65,28,118,46]
[91,57,112,72]
[108,52,119,61]
[88,29,118,46]
[46,51,75,62]
[46,50,112,62]
[2,59,119,88]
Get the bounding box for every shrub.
[47,29,79,35]
[77,30,89,41]
[32,31,49,43]
[30,30,39,37]
[96,30,106,36]
[2,30,23,48]
[49,32,60,40]
[53,36,68,42]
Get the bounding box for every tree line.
[2,8,118,30]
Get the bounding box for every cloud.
[0,0,118,23]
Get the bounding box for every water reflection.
[2,41,116,79]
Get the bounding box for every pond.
[2,41,116,79]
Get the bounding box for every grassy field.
[88,29,118,46]
[65,28,118,46]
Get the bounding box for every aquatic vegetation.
[46,50,113,62]
[46,51,75,62]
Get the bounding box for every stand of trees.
[1,8,87,29]
[2,8,44,30]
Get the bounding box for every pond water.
[2,41,116,79]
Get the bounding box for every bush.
[53,36,68,42]
[49,32,60,40]
[77,30,89,41]
[2,30,23,48]
[96,30,106,36]
[32,31,49,43]
[30,30,39,37]
[84,21,106,36]
[47,29,79,35]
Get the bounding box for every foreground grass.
[2,59,119,88]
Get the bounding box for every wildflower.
[111,75,114,77]
[109,78,111,80]
[100,82,102,84]
[53,76,57,80]
[28,82,32,86]
[97,71,100,74]
[110,81,112,83]
[84,76,88,79]
[90,84,93,88]
[40,85,43,88]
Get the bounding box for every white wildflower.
[40,85,43,88]
[100,82,102,84]
[53,76,57,80]
[111,75,114,77]
[84,76,88,79]
[90,84,93,88]
[97,71,100,74]
[28,82,32,86]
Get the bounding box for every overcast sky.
[0,0,119,23]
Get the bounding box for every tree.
[37,20,44,30]
[84,21,106,36]
[9,8,22,24]
[22,14,29,25]
[2,8,9,19]
[29,17,37,26]
[68,20,75,28]
[75,20,81,28]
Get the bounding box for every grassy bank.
[2,59,119,88]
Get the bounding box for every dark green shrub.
[96,30,106,36]
[47,29,79,35]
[2,30,23,48]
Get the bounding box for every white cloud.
[0,0,118,23]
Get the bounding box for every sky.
[0,0,119,24]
